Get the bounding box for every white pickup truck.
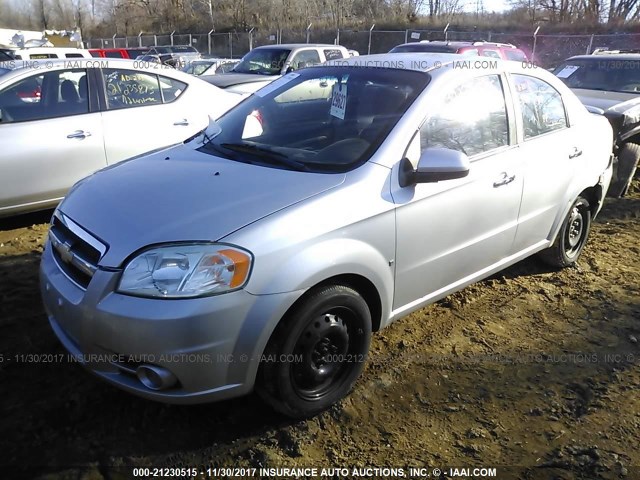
[201,43,351,94]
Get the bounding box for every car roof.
[0,58,194,82]
[567,53,640,61]
[254,44,347,50]
[395,41,520,49]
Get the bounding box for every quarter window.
[160,76,187,103]
[512,74,567,140]
[420,75,509,157]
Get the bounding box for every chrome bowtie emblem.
[58,241,74,264]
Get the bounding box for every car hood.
[58,144,345,268]
[201,73,280,88]
[573,88,640,112]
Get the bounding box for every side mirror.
[585,104,605,115]
[285,65,294,74]
[399,148,470,187]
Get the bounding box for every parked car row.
[0,58,241,217]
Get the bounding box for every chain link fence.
[88,29,640,67]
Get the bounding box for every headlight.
[118,244,252,298]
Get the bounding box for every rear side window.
[512,74,567,140]
[290,50,321,70]
[324,49,344,61]
[505,49,527,62]
[103,68,162,109]
[482,50,501,59]
[420,74,509,157]
[29,53,57,59]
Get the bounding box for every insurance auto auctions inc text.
[203,466,498,478]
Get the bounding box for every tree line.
[0,0,638,40]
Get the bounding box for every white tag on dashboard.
[556,65,579,78]
[330,83,347,120]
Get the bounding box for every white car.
[0,58,241,217]
[12,47,93,60]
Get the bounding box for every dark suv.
[554,51,640,196]
[390,41,528,61]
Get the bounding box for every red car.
[89,47,149,59]
[390,41,529,61]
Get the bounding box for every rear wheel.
[257,284,371,418]
[608,142,640,197]
[538,196,591,268]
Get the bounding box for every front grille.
[49,212,106,289]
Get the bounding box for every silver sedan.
[40,53,613,418]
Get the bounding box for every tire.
[256,284,372,418]
[608,142,640,198]
[538,196,591,268]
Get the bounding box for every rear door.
[0,68,106,213]
[98,67,202,164]
[509,74,577,251]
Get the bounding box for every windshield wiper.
[220,143,309,171]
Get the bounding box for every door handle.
[66,130,91,139]
[569,147,583,159]
[493,172,516,188]
[173,119,189,126]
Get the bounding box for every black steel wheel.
[539,196,591,268]
[257,284,371,418]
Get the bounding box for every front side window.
[103,68,162,109]
[198,67,429,173]
[512,74,567,140]
[0,69,88,123]
[420,74,509,157]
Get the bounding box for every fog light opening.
[136,364,177,391]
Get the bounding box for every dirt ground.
[1,185,639,480]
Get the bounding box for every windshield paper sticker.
[330,83,347,120]
[254,72,300,97]
[556,65,580,78]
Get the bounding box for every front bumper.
[40,242,302,404]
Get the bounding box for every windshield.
[182,62,213,75]
[554,59,640,94]
[198,66,429,173]
[232,48,292,75]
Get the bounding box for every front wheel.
[608,142,640,197]
[538,196,591,268]
[256,285,372,418]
